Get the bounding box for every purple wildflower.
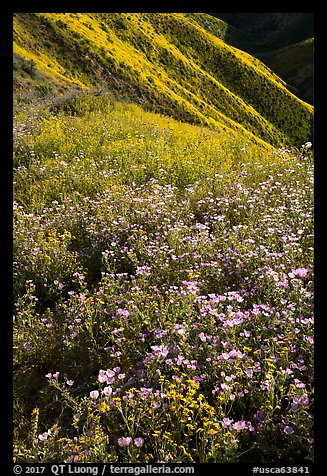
[134,437,144,448]
[90,390,99,400]
[118,437,132,447]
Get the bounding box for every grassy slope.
[13,92,314,464]
[13,94,269,213]
[13,13,313,149]
[257,38,314,105]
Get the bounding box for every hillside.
[12,13,314,465]
[13,13,313,148]
[212,13,314,104]
[213,13,314,51]
[12,88,314,466]
[257,38,314,105]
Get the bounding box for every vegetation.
[212,13,314,105]
[13,13,313,148]
[13,93,313,463]
[258,39,314,105]
[13,13,314,464]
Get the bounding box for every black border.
[1,9,14,474]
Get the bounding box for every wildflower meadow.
[13,95,314,464]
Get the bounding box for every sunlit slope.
[13,13,313,148]
[258,38,314,105]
